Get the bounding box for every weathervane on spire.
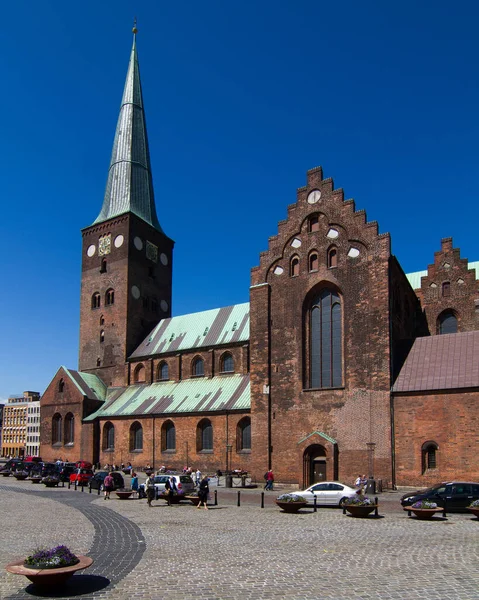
[132,17,138,35]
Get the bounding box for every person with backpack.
[264,469,274,491]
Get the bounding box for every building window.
[100,314,105,326]
[103,422,115,450]
[197,419,213,451]
[52,413,62,445]
[91,292,101,309]
[327,247,338,268]
[100,330,105,344]
[157,361,169,381]
[130,422,143,451]
[308,288,342,388]
[105,288,115,306]
[237,417,251,451]
[64,413,74,445]
[134,364,146,383]
[309,215,319,232]
[422,441,438,472]
[192,357,204,377]
[442,281,451,297]
[162,420,176,451]
[58,378,65,393]
[220,353,234,373]
[438,310,457,335]
[309,252,319,272]
[290,256,300,277]
[100,259,107,273]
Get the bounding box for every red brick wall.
[79,213,174,387]
[97,412,254,477]
[250,167,394,485]
[394,390,479,486]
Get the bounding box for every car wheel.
[339,497,348,508]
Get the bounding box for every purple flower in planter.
[24,545,79,569]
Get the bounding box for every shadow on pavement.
[23,574,110,597]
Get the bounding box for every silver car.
[299,481,358,507]
[139,474,195,499]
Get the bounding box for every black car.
[89,471,125,491]
[400,481,479,511]
[41,462,60,477]
[59,463,77,482]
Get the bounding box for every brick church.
[39,33,479,488]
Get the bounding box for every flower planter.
[1,471,12,477]
[275,501,308,513]
[186,496,201,506]
[345,504,378,518]
[115,490,134,500]
[403,506,444,520]
[43,480,59,487]
[14,473,28,481]
[6,555,93,587]
[467,507,479,519]
[158,493,184,504]
[29,477,42,484]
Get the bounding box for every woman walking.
[103,471,114,500]
[197,475,209,510]
[131,472,139,498]
[145,472,155,507]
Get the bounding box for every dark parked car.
[400,481,479,511]
[41,462,60,477]
[59,463,77,482]
[89,471,124,491]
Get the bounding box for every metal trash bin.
[225,474,233,488]
[365,478,376,495]
[377,479,383,493]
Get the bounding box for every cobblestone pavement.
[1,478,479,599]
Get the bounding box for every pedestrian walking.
[195,468,202,487]
[197,475,209,510]
[145,472,155,507]
[264,469,274,491]
[103,472,114,500]
[131,472,139,498]
[191,470,197,486]
[164,476,177,506]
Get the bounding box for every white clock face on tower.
[87,244,96,257]
[307,189,321,204]
[114,234,124,248]
[134,236,143,251]
[160,253,168,266]
[131,285,141,299]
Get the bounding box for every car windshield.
[422,484,446,495]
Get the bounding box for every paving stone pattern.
[1,479,479,599]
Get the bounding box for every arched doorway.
[303,444,327,487]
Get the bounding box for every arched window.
[237,417,251,451]
[100,314,105,326]
[162,420,176,451]
[308,288,342,388]
[100,259,107,273]
[309,252,319,272]
[290,256,300,277]
[105,288,115,306]
[327,247,337,268]
[100,330,105,344]
[130,422,143,451]
[220,353,234,373]
[91,292,101,309]
[158,361,169,381]
[64,413,74,445]
[58,378,65,393]
[103,422,115,450]
[442,281,450,297]
[134,364,146,383]
[52,413,62,445]
[309,215,319,232]
[197,419,213,451]
[422,441,438,473]
[438,310,458,335]
[192,357,204,377]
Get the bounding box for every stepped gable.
[251,166,390,285]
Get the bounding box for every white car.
[298,481,358,507]
[139,474,195,499]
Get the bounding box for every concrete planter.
[6,556,93,587]
[275,501,308,513]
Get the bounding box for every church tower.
[79,29,174,387]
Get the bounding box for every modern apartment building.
[1,391,40,458]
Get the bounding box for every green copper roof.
[130,303,250,359]
[61,367,107,401]
[93,35,163,232]
[406,261,479,290]
[84,374,250,421]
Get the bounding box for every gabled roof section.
[406,261,479,290]
[92,34,163,232]
[84,374,250,421]
[130,303,249,359]
[392,331,479,393]
[61,367,107,401]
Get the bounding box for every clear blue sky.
[1,1,478,399]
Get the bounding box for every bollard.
[68,481,71,490]
[343,505,346,515]
[237,491,241,507]
[374,497,378,516]
[443,501,447,518]
[89,484,92,494]
[74,481,78,491]
[81,482,84,492]
[62,480,65,488]
[97,486,100,496]
[214,490,218,506]
[314,496,317,512]
[261,492,264,508]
